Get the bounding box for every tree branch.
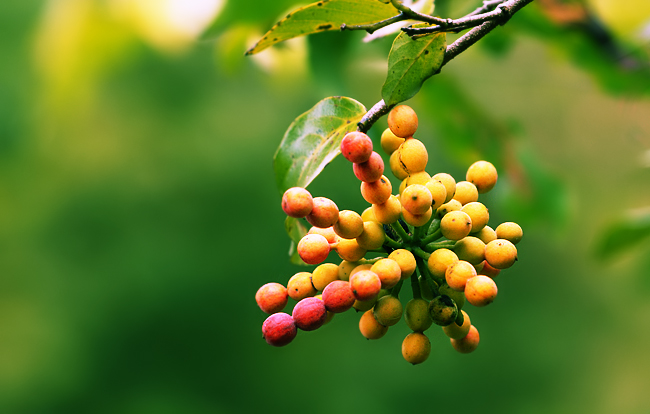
[404,0,534,35]
[357,0,534,133]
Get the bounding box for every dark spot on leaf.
[317,1,323,5]
[287,13,292,18]
[318,24,332,30]
[425,50,429,54]
[346,120,351,124]
[273,38,278,41]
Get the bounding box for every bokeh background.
[1,0,650,412]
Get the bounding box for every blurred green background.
[1,0,650,413]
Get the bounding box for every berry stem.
[391,222,412,243]
[391,279,404,298]
[413,224,425,242]
[411,267,422,299]
[412,247,431,261]
[416,258,440,296]
[423,240,456,252]
[383,234,402,249]
[420,229,442,245]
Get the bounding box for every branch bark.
[357,0,535,132]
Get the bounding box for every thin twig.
[356,0,534,133]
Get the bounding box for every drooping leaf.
[363,0,434,42]
[595,208,650,261]
[285,217,309,265]
[246,0,399,55]
[274,96,366,193]
[381,29,446,106]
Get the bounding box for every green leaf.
[381,30,446,106]
[245,0,399,55]
[273,96,366,193]
[285,217,309,265]
[595,208,650,261]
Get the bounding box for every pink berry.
[340,131,373,163]
[262,313,297,347]
[292,297,327,331]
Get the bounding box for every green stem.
[416,258,440,297]
[413,224,425,242]
[427,218,441,235]
[391,279,404,298]
[412,247,431,261]
[423,240,457,252]
[420,229,442,245]
[411,268,422,299]
[360,256,385,264]
[391,222,411,243]
[340,13,406,33]
[383,235,402,249]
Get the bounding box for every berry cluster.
[256,105,523,364]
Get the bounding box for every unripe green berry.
[405,298,433,332]
[373,295,403,326]
[428,295,458,326]
[439,283,465,310]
